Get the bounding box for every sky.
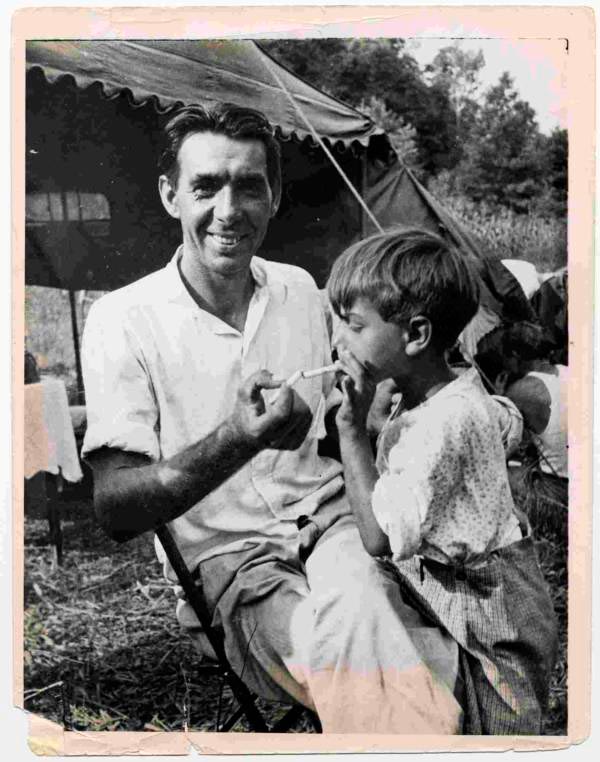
[406,37,568,135]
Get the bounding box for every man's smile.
[208,232,247,247]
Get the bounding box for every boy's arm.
[339,430,391,556]
[335,349,391,556]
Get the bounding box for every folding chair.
[156,525,322,733]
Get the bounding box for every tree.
[426,44,484,119]
[539,128,568,216]
[425,44,484,157]
[455,72,544,212]
[260,38,458,176]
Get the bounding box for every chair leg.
[156,526,269,731]
[270,704,308,733]
[219,704,246,732]
[45,474,63,567]
[306,710,322,733]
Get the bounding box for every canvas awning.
[26,39,382,148]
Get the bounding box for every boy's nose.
[332,322,346,352]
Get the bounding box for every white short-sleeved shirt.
[82,250,343,577]
[372,369,521,567]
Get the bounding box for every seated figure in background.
[475,321,568,531]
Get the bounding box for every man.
[81,103,462,733]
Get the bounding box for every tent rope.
[259,50,384,234]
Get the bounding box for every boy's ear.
[158,175,180,220]
[405,316,432,356]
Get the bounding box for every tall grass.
[428,173,568,273]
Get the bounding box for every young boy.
[327,228,558,734]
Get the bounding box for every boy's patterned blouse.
[373,368,522,566]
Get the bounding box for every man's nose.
[214,185,241,221]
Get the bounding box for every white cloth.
[24,378,83,483]
[458,302,501,360]
[527,366,568,478]
[82,249,344,577]
[490,394,524,458]
[372,369,521,566]
[501,258,541,299]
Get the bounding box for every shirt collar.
[160,246,286,311]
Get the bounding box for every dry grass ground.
[22,487,567,735]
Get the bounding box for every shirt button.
[296,514,311,530]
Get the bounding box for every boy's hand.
[367,379,401,438]
[335,349,377,436]
[232,370,313,451]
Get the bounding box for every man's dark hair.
[475,320,557,388]
[327,227,481,351]
[158,102,281,193]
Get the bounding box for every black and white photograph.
[14,4,593,752]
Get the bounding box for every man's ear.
[158,175,180,220]
[269,176,282,219]
[405,316,432,357]
[494,369,510,395]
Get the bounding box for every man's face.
[160,131,278,277]
[333,298,408,383]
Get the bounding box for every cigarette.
[301,363,338,379]
[285,363,338,388]
[269,363,338,403]
[284,369,303,388]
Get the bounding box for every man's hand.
[231,370,313,451]
[335,350,377,438]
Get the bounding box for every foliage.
[25,287,105,402]
[453,73,548,213]
[70,706,122,731]
[261,38,457,175]
[535,128,568,217]
[359,96,420,169]
[426,44,485,112]
[428,172,567,272]
[425,43,485,154]
[24,606,54,666]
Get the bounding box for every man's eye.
[236,179,266,196]
[193,182,219,198]
[349,324,363,333]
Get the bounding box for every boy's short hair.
[158,102,281,194]
[327,227,481,350]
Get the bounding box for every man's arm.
[88,371,313,543]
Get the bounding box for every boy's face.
[333,298,408,383]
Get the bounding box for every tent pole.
[68,289,84,399]
[361,150,368,238]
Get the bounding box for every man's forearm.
[93,416,261,541]
[339,431,391,556]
